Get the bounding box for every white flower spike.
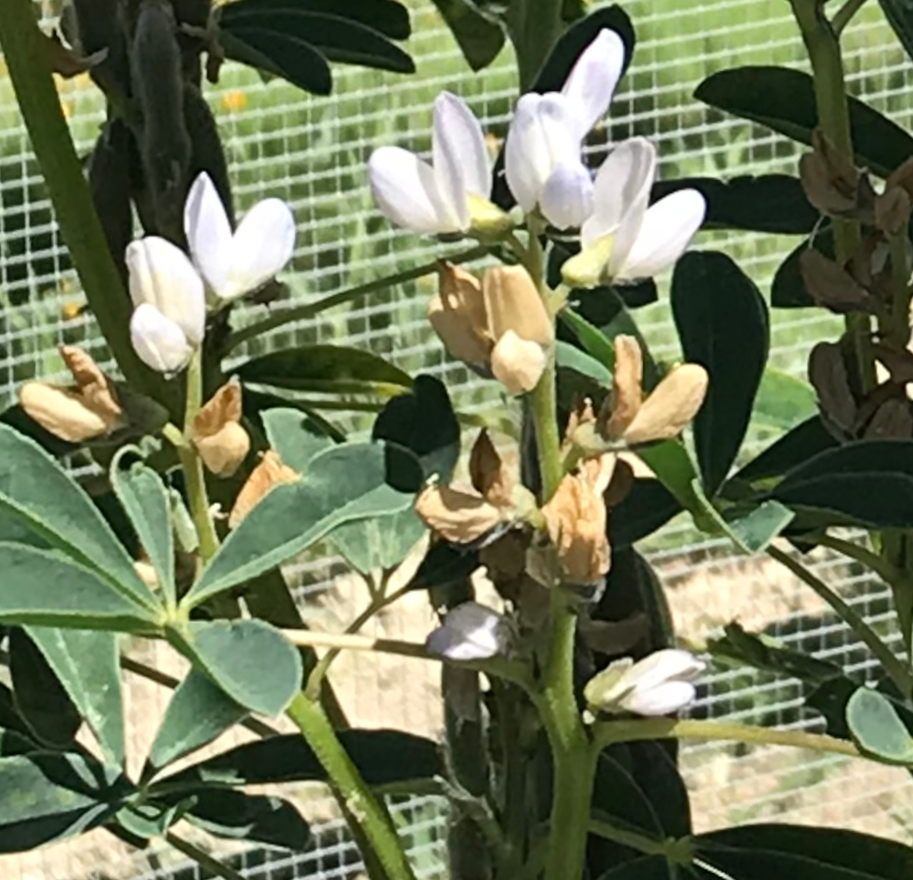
[126,237,206,374]
[505,28,626,228]
[426,602,510,661]
[368,92,495,236]
[584,648,705,717]
[563,137,706,286]
[185,172,296,304]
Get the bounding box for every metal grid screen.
[1,0,912,877]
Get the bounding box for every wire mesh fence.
[1,0,913,876]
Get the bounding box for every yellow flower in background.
[221,90,249,113]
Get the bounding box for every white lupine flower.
[584,648,705,717]
[563,137,706,286]
[126,237,206,374]
[426,602,510,661]
[184,172,296,304]
[368,92,494,236]
[505,29,625,228]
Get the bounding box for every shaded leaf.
[556,339,612,386]
[771,227,835,309]
[846,686,913,765]
[695,66,913,178]
[408,540,481,591]
[428,0,504,71]
[218,28,332,95]
[879,0,913,67]
[261,407,335,474]
[753,369,818,432]
[672,251,769,494]
[220,0,410,39]
[609,479,681,549]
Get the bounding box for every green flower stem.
[165,830,246,880]
[832,0,871,35]
[225,244,490,352]
[286,693,417,880]
[588,817,670,857]
[593,717,861,759]
[180,350,220,566]
[0,0,175,412]
[768,544,913,697]
[789,0,875,391]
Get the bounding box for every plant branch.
[832,0,870,35]
[225,245,490,352]
[165,831,246,880]
[588,816,670,857]
[0,0,175,412]
[768,544,913,696]
[593,717,861,759]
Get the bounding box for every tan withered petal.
[799,249,874,314]
[809,341,856,433]
[18,383,113,443]
[469,429,514,508]
[875,187,911,235]
[61,344,124,428]
[415,485,503,544]
[623,364,708,445]
[483,265,553,347]
[490,330,547,395]
[541,472,610,583]
[229,450,300,528]
[192,382,250,477]
[429,263,491,367]
[604,335,643,438]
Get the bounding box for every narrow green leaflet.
[672,251,769,495]
[110,448,175,606]
[879,0,913,66]
[636,442,703,516]
[845,687,913,765]
[25,627,125,765]
[695,66,913,178]
[428,0,504,71]
[560,307,615,368]
[556,339,612,386]
[187,442,421,603]
[147,669,249,772]
[0,543,161,632]
[0,425,155,610]
[169,620,302,717]
[261,407,335,473]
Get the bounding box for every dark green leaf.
[609,480,681,549]
[695,66,913,178]
[651,174,818,234]
[0,728,37,757]
[169,620,302,717]
[879,0,913,67]
[771,227,834,309]
[724,500,795,553]
[428,0,504,71]
[0,543,161,631]
[407,540,481,591]
[672,251,769,494]
[596,855,671,880]
[186,442,421,602]
[219,0,410,40]
[0,425,156,611]
[9,629,81,749]
[147,669,248,772]
[238,345,412,396]
[556,339,612,386]
[110,448,175,607]
[846,686,913,765]
[219,28,332,95]
[753,369,818,432]
[0,751,131,853]
[261,407,335,474]
[592,752,665,837]
[157,729,443,789]
[636,442,704,516]
[179,789,311,850]
[559,306,615,368]
[25,627,125,765]
[771,440,913,528]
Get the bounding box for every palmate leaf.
[217,0,414,95]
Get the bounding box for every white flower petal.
[616,189,706,281]
[433,91,490,210]
[583,137,656,251]
[130,303,194,374]
[624,648,706,693]
[125,237,206,345]
[184,172,234,297]
[561,29,626,139]
[540,160,594,229]
[219,198,296,302]
[622,681,697,716]
[426,602,508,660]
[368,146,456,234]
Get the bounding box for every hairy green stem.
[165,830,246,880]
[789,0,874,390]
[0,0,174,411]
[287,693,416,880]
[225,245,489,352]
[594,717,861,759]
[768,545,913,697]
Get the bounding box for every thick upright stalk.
[287,694,416,880]
[0,0,174,410]
[789,0,874,390]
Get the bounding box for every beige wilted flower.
[191,380,251,477]
[229,450,300,528]
[541,454,615,583]
[429,263,554,395]
[18,345,125,443]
